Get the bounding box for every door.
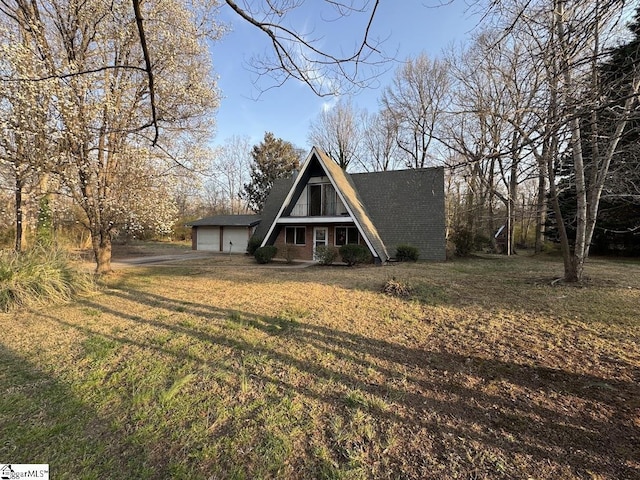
[313,227,328,260]
[196,227,220,251]
[222,227,249,254]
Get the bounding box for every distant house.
[187,214,260,253]
[253,147,446,263]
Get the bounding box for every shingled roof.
[186,214,261,227]
[253,178,294,240]
[314,149,390,262]
[255,147,446,262]
[351,168,446,261]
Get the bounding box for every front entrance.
[313,227,328,260]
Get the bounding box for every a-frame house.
[254,147,446,263]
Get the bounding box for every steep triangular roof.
[260,147,390,262]
[253,177,294,240]
[351,167,446,261]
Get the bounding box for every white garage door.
[196,227,220,251]
[223,228,249,253]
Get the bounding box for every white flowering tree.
[0,35,57,251]
[1,0,220,272]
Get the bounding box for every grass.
[0,250,639,479]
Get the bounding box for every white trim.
[260,149,316,248]
[322,164,380,258]
[313,226,328,260]
[260,147,380,259]
[277,216,350,224]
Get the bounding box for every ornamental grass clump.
[0,244,95,312]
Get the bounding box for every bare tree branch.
[224,0,387,96]
[132,0,159,145]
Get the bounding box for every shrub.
[395,244,419,262]
[339,244,371,266]
[0,244,95,312]
[281,245,295,264]
[451,227,474,257]
[246,236,263,255]
[315,245,338,265]
[254,245,277,264]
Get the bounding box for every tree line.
[307,0,640,282]
[1,0,638,283]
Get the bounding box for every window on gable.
[309,185,322,216]
[285,226,306,245]
[335,226,359,246]
[307,182,339,216]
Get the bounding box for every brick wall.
[273,224,364,261]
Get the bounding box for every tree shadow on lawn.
[121,257,639,319]
[0,346,157,478]
[39,284,640,479]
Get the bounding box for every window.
[285,227,306,245]
[307,183,339,216]
[335,226,359,246]
[309,185,322,216]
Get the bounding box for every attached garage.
[187,215,261,254]
[195,227,220,251]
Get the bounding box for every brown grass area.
[1,252,639,479]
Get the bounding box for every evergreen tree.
[241,132,301,212]
[545,8,640,255]
[595,6,640,254]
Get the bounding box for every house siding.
[256,148,446,263]
[272,224,364,261]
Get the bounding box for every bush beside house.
[254,246,277,264]
[339,244,371,266]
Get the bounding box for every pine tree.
[545,8,640,256]
[240,132,301,212]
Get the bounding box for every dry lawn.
[1,248,639,479]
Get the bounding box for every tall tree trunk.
[547,140,576,280]
[487,158,499,253]
[508,132,519,255]
[534,149,548,253]
[92,228,112,274]
[15,174,23,252]
[555,0,586,282]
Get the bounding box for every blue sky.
[209,1,481,150]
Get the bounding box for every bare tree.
[361,109,401,171]
[209,135,252,214]
[222,0,385,96]
[381,53,450,168]
[308,99,363,170]
[526,0,635,280]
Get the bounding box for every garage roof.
[186,214,261,227]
